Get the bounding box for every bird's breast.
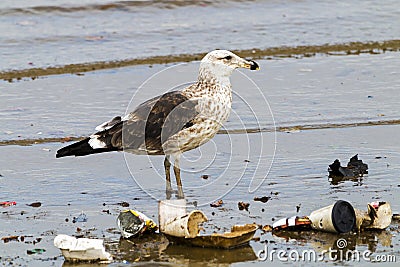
[185,83,232,122]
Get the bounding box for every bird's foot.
[166,186,173,200]
[176,186,185,199]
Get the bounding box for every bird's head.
[198,50,259,83]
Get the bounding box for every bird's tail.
[56,138,117,158]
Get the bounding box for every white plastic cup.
[162,210,207,238]
[159,199,187,233]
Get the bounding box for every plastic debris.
[262,225,273,232]
[159,199,256,249]
[2,236,19,243]
[271,200,392,235]
[309,200,356,233]
[254,196,270,203]
[0,201,16,207]
[238,202,250,211]
[73,212,87,223]
[27,202,41,207]
[54,234,112,262]
[354,201,392,231]
[117,209,158,238]
[296,204,301,213]
[210,199,223,207]
[328,154,368,177]
[272,216,312,231]
[27,248,46,255]
[166,224,258,249]
[159,199,207,238]
[163,210,207,238]
[118,201,130,207]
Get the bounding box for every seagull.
[56,50,259,198]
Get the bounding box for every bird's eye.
[224,55,232,60]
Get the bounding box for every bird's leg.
[173,155,184,199]
[164,155,172,199]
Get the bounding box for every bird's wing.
[90,90,199,154]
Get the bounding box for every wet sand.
[2,40,400,81]
[2,53,400,142]
[1,0,400,71]
[1,52,400,266]
[0,125,399,266]
[1,0,400,265]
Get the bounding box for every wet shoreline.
[1,125,399,266]
[2,39,400,81]
[2,0,400,264]
[2,118,400,147]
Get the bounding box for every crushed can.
[117,210,158,238]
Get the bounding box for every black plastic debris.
[328,154,368,178]
[27,248,46,255]
[238,202,250,211]
[254,196,270,203]
[27,202,41,208]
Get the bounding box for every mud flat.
[0,123,399,266]
[2,1,400,261]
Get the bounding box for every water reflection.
[273,229,392,255]
[328,174,364,186]
[115,234,257,266]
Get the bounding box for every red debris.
[0,201,16,207]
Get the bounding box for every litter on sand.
[27,248,46,255]
[117,209,158,238]
[210,199,223,208]
[159,199,207,238]
[254,196,270,203]
[54,234,112,262]
[1,236,19,243]
[73,212,88,223]
[272,216,312,231]
[238,202,250,211]
[308,200,356,233]
[354,201,392,231]
[158,199,256,249]
[269,200,392,234]
[0,201,16,207]
[27,202,41,207]
[166,223,258,249]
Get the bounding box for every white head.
[198,50,259,83]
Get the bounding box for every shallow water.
[0,125,399,266]
[1,55,400,265]
[1,0,400,71]
[1,53,399,142]
[1,0,400,266]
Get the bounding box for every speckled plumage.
[56,50,259,198]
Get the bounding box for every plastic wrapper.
[117,209,158,238]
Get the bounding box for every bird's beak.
[239,58,260,71]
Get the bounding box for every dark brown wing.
[94,91,199,154]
